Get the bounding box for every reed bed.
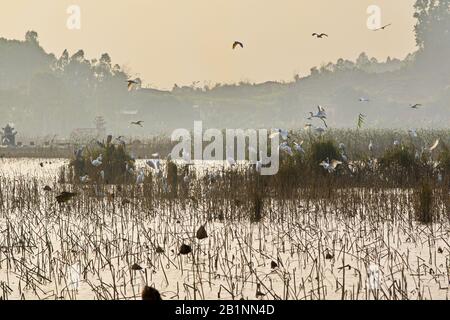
[0,151,449,300]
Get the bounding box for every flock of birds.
[270,102,441,175]
[51,21,441,300]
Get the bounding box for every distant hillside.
[0,1,449,137]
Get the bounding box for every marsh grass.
[0,129,449,300]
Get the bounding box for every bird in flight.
[373,23,392,31]
[410,103,422,109]
[127,79,138,91]
[232,41,244,50]
[309,105,328,127]
[312,33,328,38]
[429,139,440,152]
[131,121,144,127]
[359,97,370,102]
[294,141,305,154]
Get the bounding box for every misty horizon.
[0,0,449,140]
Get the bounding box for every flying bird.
[410,103,422,109]
[232,41,244,50]
[294,141,305,154]
[359,97,370,102]
[127,79,138,91]
[309,106,328,128]
[429,139,440,152]
[373,23,392,31]
[320,158,342,173]
[131,121,144,127]
[312,33,328,38]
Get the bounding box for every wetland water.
[0,158,448,300]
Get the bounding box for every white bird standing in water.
[91,154,103,167]
[80,175,90,183]
[369,140,374,152]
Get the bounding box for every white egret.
[294,141,305,154]
[136,170,145,184]
[319,158,342,173]
[279,142,293,156]
[429,139,440,152]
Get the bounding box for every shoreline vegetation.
[1,128,449,159]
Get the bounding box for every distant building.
[1,123,17,146]
[70,116,107,142]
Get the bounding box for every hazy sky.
[0,0,417,89]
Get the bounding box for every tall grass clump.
[379,145,419,185]
[69,138,135,184]
[307,139,341,175]
[414,181,434,224]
